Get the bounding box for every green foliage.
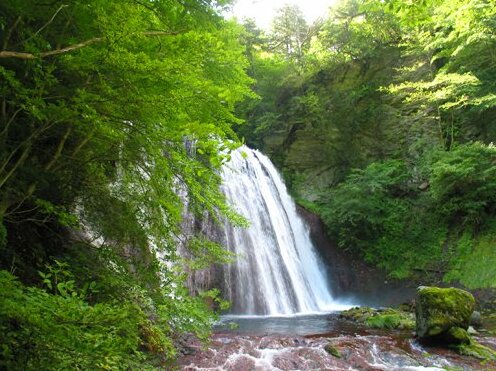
[317,0,401,63]
[0,0,252,367]
[318,143,496,280]
[237,0,496,285]
[185,236,236,270]
[320,159,409,250]
[269,4,316,67]
[0,270,169,370]
[157,271,221,344]
[444,223,496,289]
[319,160,443,277]
[429,142,496,225]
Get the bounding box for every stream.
[177,313,496,370]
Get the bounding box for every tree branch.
[0,108,23,138]
[2,16,21,50]
[0,31,182,60]
[25,4,69,43]
[0,37,103,59]
[45,126,72,171]
[0,142,32,189]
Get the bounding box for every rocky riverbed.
[177,315,496,370]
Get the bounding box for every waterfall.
[214,146,343,316]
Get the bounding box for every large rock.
[415,286,475,342]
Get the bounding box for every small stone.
[418,181,429,190]
[467,326,478,335]
[469,311,483,328]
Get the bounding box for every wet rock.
[470,310,483,328]
[467,326,478,335]
[176,334,200,355]
[223,354,256,370]
[416,286,475,341]
[324,343,341,358]
[177,332,496,370]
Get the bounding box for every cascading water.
[215,146,345,315]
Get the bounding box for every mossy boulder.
[415,286,475,341]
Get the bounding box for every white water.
[218,146,346,315]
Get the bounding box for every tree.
[0,0,252,366]
[270,4,316,66]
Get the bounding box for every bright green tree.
[0,0,252,367]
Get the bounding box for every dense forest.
[0,0,495,369]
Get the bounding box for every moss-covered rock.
[444,327,471,345]
[456,340,496,360]
[366,313,415,330]
[324,343,341,358]
[340,306,376,323]
[415,286,475,340]
[340,306,415,330]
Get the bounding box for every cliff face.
[296,206,417,307]
[255,52,402,203]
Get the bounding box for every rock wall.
[296,205,417,307]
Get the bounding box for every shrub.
[0,270,169,370]
[429,142,496,226]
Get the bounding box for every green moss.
[445,327,471,345]
[456,340,496,361]
[324,343,341,358]
[366,313,415,330]
[416,287,475,339]
[340,306,414,330]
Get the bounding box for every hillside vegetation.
[236,0,496,283]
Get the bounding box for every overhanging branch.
[0,31,181,60]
